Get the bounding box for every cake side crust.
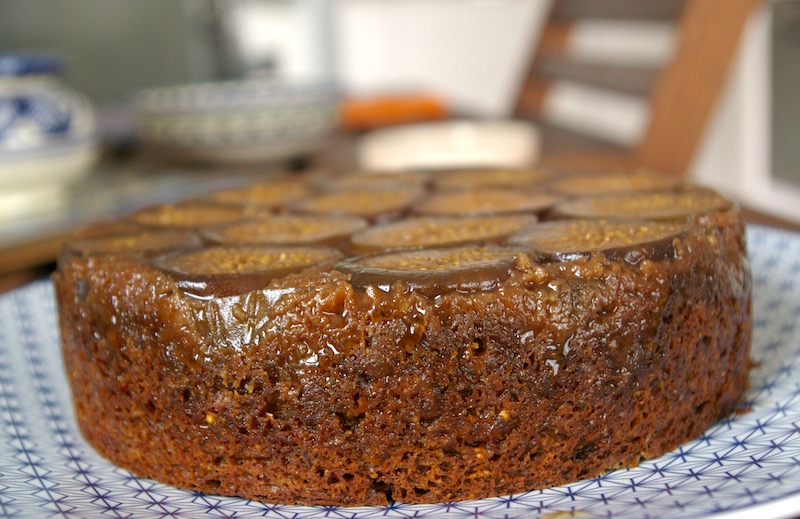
[54,208,752,505]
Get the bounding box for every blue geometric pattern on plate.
[1,225,799,518]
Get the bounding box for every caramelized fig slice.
[203,215,368,246]
[509,219,687,263]
[129,203,251,229]
[431,168,551,191]
[288,187,423,222]
[551,188,733,221]
[61,229,202,262]
[319,171,429,192]
[413,189,558,217]
[350,214,537,252]
[151,245,343,299]
[546,170,682,196]
[335,245,522,294]
[207,180,312,208]
[70,220,145,238]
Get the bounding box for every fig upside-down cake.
[54,169,752,505]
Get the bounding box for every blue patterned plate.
[1,225,799,518]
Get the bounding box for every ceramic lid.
[0,54,64,77]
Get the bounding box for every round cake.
[53,168,752,506]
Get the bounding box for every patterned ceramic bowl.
[134,79,338,164]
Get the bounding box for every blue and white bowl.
[0,54,97,196]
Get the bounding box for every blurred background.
[0,0,798,289]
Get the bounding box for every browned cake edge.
[53,199,752,506]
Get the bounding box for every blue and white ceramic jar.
[0,53,97,195]
[0,53,95,152]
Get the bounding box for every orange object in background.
[339,93,449,131]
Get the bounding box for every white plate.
[0,139,97,191]
[357,120,541,172]
[0,183,67,221]
[1,225,799,518]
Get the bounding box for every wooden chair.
[514,0,764,176]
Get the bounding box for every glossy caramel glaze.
[54,169,752,506]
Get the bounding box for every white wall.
[332,0,552,116]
